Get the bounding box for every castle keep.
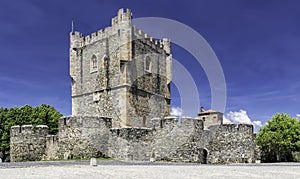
[70,8,171,128]
[10,9,259,164]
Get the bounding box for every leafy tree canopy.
[255,113,300,162]
[0,104,62,158]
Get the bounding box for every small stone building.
[10,9,259,164]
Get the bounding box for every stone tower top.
[112,8,132,26]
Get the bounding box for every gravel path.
[1,161,300,179]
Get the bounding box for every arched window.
[103,56,109,67]
[90,55,98,73]
[92,55,97,69]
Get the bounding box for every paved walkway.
[1,161,300,179]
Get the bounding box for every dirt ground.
[1,160,299,179]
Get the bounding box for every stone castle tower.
[70,8,172,128]
[10,9,260,164]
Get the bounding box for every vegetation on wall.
[0,104,62,160]
[255,113,300,162]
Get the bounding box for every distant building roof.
[201,109,216,114]
[198,109,223,116]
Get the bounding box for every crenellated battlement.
[110,127,151,141]
[70,27,111,48]
[10,125,49,137]
[70,8,134,48]
[149,116,204,130]
[162,116,178,127]
[238,123,254,133]
[81,26,113,45]
[59,116,112,129]
[112,8,132,26]
[46,135,58,144]
[72,23,168,53]
[218,123,254,134]
[132,26,168,53]
[10,125,49,162]
[70,31,83,49]
[180,117,203,128]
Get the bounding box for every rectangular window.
[145,56,151,72]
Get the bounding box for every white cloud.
[253,120,263,127]
[223,116,233,124]
[170,107,183,117]
[224,109,263,131]
[297,114,300,118]
[225,110,252,124]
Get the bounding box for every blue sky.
[1,0,300,129]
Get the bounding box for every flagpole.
[71,19,74,33]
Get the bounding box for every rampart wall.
[108,117,205,162]
[50,116,112,160]
[10,117,112,162]
[151,117,204,162]
[108,127,152,161]
[10,125,49,162]
[207,123,256,164]
[10,117,258,163]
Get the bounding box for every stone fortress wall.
[10,125,49,162]
[48,116,112,160]
[10,115,258,164]
[207,124,257,163]
[10,117,112,161]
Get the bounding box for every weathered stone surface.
[108,127,152,161]
[70,8,171,128]
[48,116,112,160]
[150,117,203,162]
[10,117,259,163]
[10,125,48,162]
[206,124,256,164]
[10,117,112,162]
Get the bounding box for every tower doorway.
[202,149,208,164]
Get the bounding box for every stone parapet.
[10,125,49,162]
[108,127,152,161]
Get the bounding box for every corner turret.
[162,38,172,85]
[112,8,132,26]
[70,31,83,50]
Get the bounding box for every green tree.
[0,107,17,160]
[0,104,62,160]
[31,104,62,134]
[256,113,300,162]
